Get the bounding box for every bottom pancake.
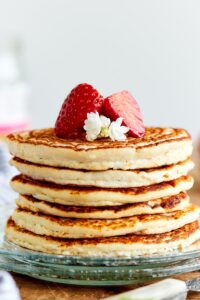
[6,220,200,257]
[11,205,200,238]
[16,192,190,219]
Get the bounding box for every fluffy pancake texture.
[11,205,199,238]
[16,193,190,219]
[11,175,194,206]
[7,127,192,170]
[6,125,198,258]
[6,220,200,257]
[11,157,194,188]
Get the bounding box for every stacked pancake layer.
[6,127,200,257]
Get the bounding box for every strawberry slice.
[55,83,104,138]
[103,91,145,137]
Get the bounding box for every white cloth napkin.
[0,271,20,300]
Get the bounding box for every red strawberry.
[55,83,104,138]
[103,91,145,137]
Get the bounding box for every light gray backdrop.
[0,0,200,137]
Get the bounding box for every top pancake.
[7,127,192,170]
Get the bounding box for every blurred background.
[0,0,200,137]
[0,0,200,190]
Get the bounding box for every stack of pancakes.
[5,127,200,257]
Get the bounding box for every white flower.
[108,117,129,141]
[83,112,101,141]
[83,112,110,141]
[84,112,129,142]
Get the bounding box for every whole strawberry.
[55,83,104,138]
[103,90,145,138]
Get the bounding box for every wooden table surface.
[11,188,200,299]
[13,272,200,300]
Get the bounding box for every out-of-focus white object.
[0,271,21,300]
[0,141,17,236]
[0,139,17,208]
[103,278,187,300]
[0,138,18,206]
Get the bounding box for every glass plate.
[1,202,200,285]
[1,254,200,286]
[1,238,200,267]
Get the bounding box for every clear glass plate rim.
[1,237,200,265]
[1,254,200,278]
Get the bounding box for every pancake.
[17,193,190,219]
[11,157,194,188]
[7,127,192,171]
[6,220,200,257]
[11,174,194,206]
[11,205,200,238]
